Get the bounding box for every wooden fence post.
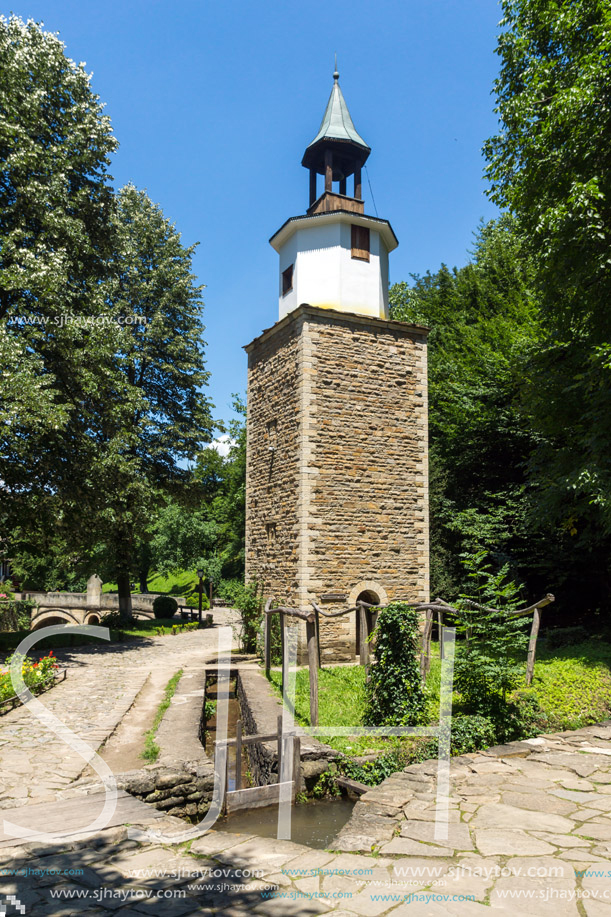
[420,608,433,684]
[314,606,322,670]
[280,612,286,695]
[306,618,319,727]
[277,713,283,783]
[438,610,444,660]
[264,613,272,679]
[358,603,369,666]
[293,736,301,794]
[235,719,242,791]
[526,607,542,686]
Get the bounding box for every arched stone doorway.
[348,581,388,658]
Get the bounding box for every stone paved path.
[5,724,611,914]
[0,612,240,809]
[5,633,611,913]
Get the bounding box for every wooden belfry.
[301,65,370,207]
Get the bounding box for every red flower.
[48,651,54,657]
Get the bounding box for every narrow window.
[351,225,370,261]
[282,264,294,295]
[266,419,277,450]
[266,523,277,546]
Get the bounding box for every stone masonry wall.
[245,313,303,605]
[245,304,429,662]
[305,309,429,660]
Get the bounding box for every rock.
[399,821,474,850]
[475,829,557,856]
[471,802,574,834]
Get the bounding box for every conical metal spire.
[305,68,369,153]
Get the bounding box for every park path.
[3,627,611,913]
[0,611,240,809]
[5,725,611,914]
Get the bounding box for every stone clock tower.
[245,69,429,662]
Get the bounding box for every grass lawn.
[102,571,209,609]
[267,637,611,758]
[530,639,611,730]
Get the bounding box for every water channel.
[203,675,355,848]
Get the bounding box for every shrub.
[546,626,588,649]
[215,579,244,607]
[0,582,34,632]
[100,610,136,629]
[450,715,496,755]
[363,603,425,726]
[233,582,264,653]
[454,551,529,718]
[257,612,282,665]
[152,595,178,619]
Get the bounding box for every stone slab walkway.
[0,612,240,809]
[5,721,611,914]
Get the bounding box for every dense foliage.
[390,218,541,598]
[0,19,217,620]
[484,0,611,615]
[363,603,425,726]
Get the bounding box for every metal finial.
[333,53,339,80]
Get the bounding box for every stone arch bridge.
[17,575,185,630]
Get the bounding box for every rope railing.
[262,591,556,725]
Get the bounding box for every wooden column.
[325,149,333,192]
[306,618,319,726]
[526,608,542,685]
[309,169,317,206]
[339,176,346,196]
[354,166,362,199]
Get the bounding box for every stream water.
[203,676,355,848]
[214,797,355,849]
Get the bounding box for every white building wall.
[278,220,389,321]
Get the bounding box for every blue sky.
[9,0,502,427]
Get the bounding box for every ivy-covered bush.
[363,603,425,726]
[152,595,178,619]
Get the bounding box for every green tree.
[6,186,214,619]
[484,0,611,609]
[390,219,541,597]
[86,185,214,619]
[0,15,117,534]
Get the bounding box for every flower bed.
[0,651,65,714]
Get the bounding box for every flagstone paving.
[0,611,241,808]
[4,632,611,912]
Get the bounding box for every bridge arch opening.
[31,612,77,630]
